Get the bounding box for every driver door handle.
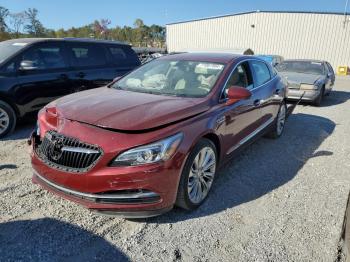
[253,99,261,107]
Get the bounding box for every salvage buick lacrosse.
[30,53,288,217]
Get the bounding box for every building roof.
[166,10,350,26]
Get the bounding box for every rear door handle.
[253,99,261,106]
[76,72,86,78]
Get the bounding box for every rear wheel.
[176,139,217,210]
[0,100,16,138]
[266,101,286,139]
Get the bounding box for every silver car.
[276,59,335,106]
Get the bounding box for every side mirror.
[226,86,252,105]
[19,60,38,71]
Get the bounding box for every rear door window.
[251,61,271,86]
[67,43,107,68]
[105,45,139,66]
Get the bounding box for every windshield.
[113,59,225,97]
[276,61,324,75]
[0,41,28,63]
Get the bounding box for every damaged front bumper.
[286,92,305,117]
[287,88,319,102]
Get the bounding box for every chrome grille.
[36,131,103,173]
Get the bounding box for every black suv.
[0,38,140,137]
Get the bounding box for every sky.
[1,0,349,29]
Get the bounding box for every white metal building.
[166,11,350,69]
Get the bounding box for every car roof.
[283,59,325,63]
[159,52,249,64]
[3,38,130,46]
[256,55,282,59]
[256,55,275,58]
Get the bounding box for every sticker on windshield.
[311,62,322,65]
[196,63,224,70]
[12,43,28,46]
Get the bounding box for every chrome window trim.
[219,58,277,103]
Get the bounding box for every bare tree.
[24,8,45,36]
[133,19,146,46]
[10,12,26,37]
[93,19,111,39]
[133,18,144,28]
[0,6,9,32]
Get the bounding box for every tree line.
[0,6,166,47]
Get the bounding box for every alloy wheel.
[0,108,10,135]
[187,146,216,204]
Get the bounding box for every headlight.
[111,133,183,166]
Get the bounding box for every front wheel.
[0,101,16,138]
[175,139,217,210]
[266,101,287,139]
[313,86,325,106]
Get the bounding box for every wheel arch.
[202,132,221,164]
[0,93,20,117]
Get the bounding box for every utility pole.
[344,0,349,27]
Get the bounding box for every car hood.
[279,72,324,84]
[52,87,210,131]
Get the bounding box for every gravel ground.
[1,77,350,262]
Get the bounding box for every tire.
[0,100,16,138]
[313,86,325,106]
[266,101,287,139]
[175,138,218,210]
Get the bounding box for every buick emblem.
[49,136,64,161]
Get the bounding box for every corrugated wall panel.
[166,12,350,68]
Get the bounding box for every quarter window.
[251,61,271,86]
[68,44,106,67]
[108,47,127,60]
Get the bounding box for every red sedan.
[30,53,288,217]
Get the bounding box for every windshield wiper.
[112,84,123,90]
